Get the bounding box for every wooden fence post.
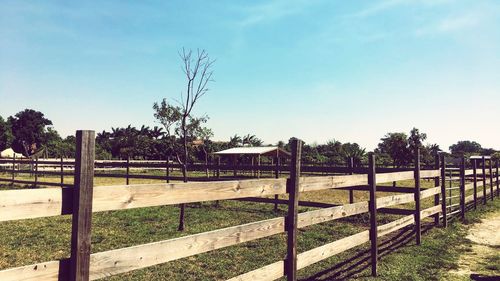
[285,138,302,281]
[257,155,261,179]
[215,157,221,207]
[70,130,95,281]
[166,156,170,183]
[473,159,477,210]
[489,159,493,200]
[274,156,280,212]
[232,155,237,178]
[433,154,440,225]
[34,156,38,188]
[496,160,499,197]
[60,156,64,185]
[348,157,354,204]
[216,157,221,179]
[414,148,421,245]
[482,156,487,204]
[11,155,15,184]
[440,154,447,227]
[126,157,130,185]
[460,157,466,221]
[368,153,377,277]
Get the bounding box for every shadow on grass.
[470,274,500,281]
[301,224,434,281]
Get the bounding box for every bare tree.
[153,48,214,231]
[178,48,214,177]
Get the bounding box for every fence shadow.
[470,274,500,281]
[300,223,434,281]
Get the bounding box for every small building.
[0,148,24,159]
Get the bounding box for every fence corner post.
[414,148,421,245]
[368,152,378,277]
[70,130,95,281]
[440,154,447,228]
[285,138,302,281]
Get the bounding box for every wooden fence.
[0,130,498,281]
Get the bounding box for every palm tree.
[229,134,242,147]
[341,143,366,167]
[139,125,150,136]
[150,126,165,139]
[242,134,263,146]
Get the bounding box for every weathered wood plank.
[420,186,441,199]
[299,174,367,192]
[92,178,288,212]
[226,261,284,281]
[0,188,72,222]
[297,201,369,228]
[89,217,285,280]
[377,215,414,237]
[297,230,370,270]
[376,193,415,209]
[421,205,441,218]
[376,171,414,184]
[420,169,440,178]
[0,260,64,281]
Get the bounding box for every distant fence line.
[0,155,440,189]
[0,130,498,281]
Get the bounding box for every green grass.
[0,174,498,280]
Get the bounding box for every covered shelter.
[0,148,24,159]
[214,146,291,178]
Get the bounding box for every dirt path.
[450,211,500,279]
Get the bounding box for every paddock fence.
[0,130,498,281]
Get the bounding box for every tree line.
[1,109,498,166]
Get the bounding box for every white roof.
[214,146,282,155]
[469,156,491,159]
[0,148,24,158]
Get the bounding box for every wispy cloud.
[415,12,486,36]
[238,0,321,27]
[348,0,407,19]
[437,14,481,32]
[348,0,455,19]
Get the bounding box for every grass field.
[0,173,497,280]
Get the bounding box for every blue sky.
[1,0,499,151]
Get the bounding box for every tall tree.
[376,132,411,167]
[0,116,13,151]
[408,127,427,154]
[341,142,366,167]
[8,109,53,156]
[229,134,242,147]
[153,48,214,231]
[449,140,482,158]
